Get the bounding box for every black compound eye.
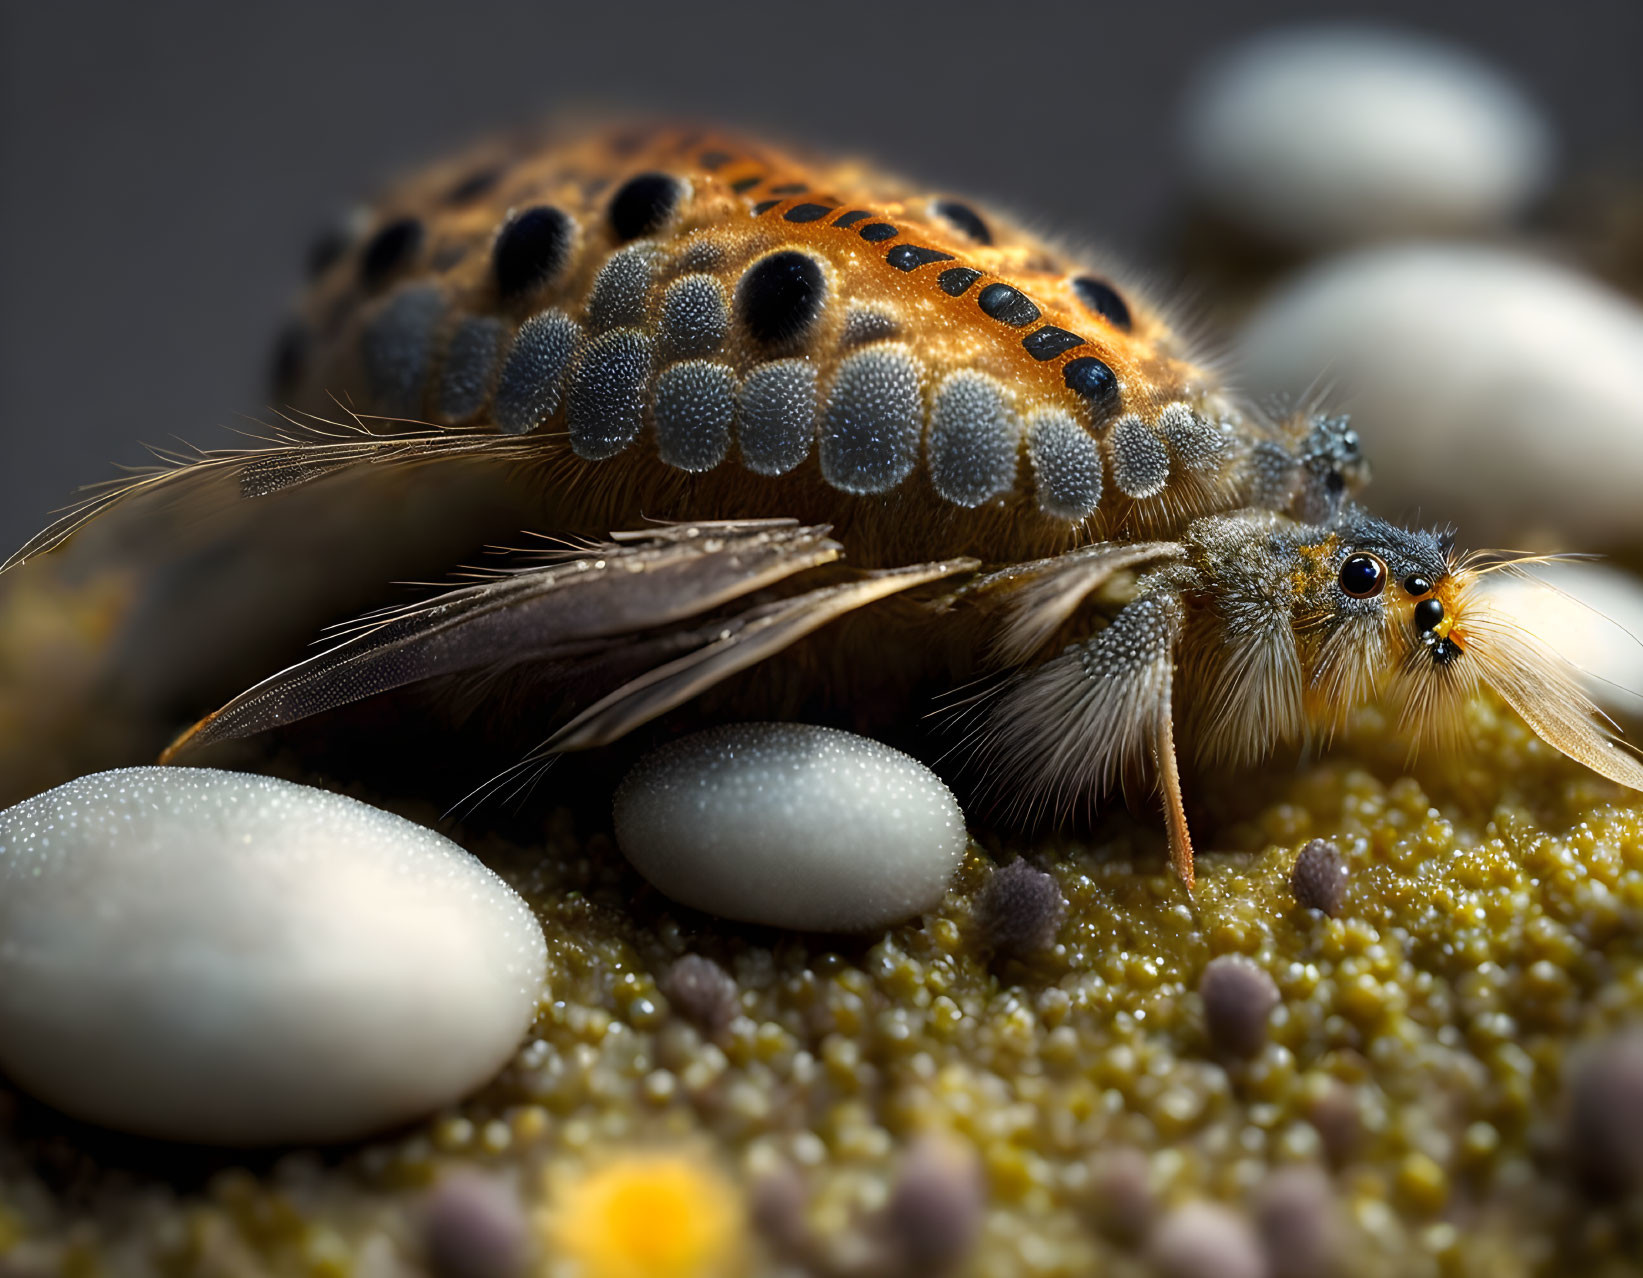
[1338,552,1387,598]
[1403,574,1432,596]
[1414,598,1446,633]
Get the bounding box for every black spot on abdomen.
[736,250,827,348]
[933,198,992,245]
[977,283,1040,328]
[359,218,423,289]
[1071,276,1132,331]
[609,173,685,241]
[492,206,574,300]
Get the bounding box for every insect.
[9,122,1640,888]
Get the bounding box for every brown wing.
[162,519,975,761]
[542,557,976,753]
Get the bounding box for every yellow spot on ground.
[545,1151,746,1278]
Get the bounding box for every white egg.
[0,767,546,1145]
[1237,243,1643,545]
[1183,25,1552,246]
[614,724,967,932]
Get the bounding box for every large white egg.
[1183,24,1552,246]
[614,724,968,932]
[1237,243,1643,546]
[0,767,546,1145]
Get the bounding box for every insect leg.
[1151,680,1196,890]
[976,586,1194,881]
[962,541,1185,664]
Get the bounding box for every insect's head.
[1180,507,1447,765]
[1284,511,1458,728]
[1181,507,1642,792]
[1288,509,1643,791]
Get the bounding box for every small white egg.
[614,724,967,932]
[1237,243,1643,545]
[1183,24,1553,246]
[0,767,546,1145]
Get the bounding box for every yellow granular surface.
[0,621,1641,1275]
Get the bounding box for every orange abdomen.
[280,125,1282,566]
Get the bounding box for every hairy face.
[1180,506,1643,792]
[1173,507,1451,763]
[1289,511,1457,737]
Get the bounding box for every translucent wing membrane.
[162,521,852,759]
[1458,591,1643,792]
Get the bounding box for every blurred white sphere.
[1184,25,1553,246]
[1237,243,1643,545]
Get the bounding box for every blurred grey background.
[2,0,1639,551]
